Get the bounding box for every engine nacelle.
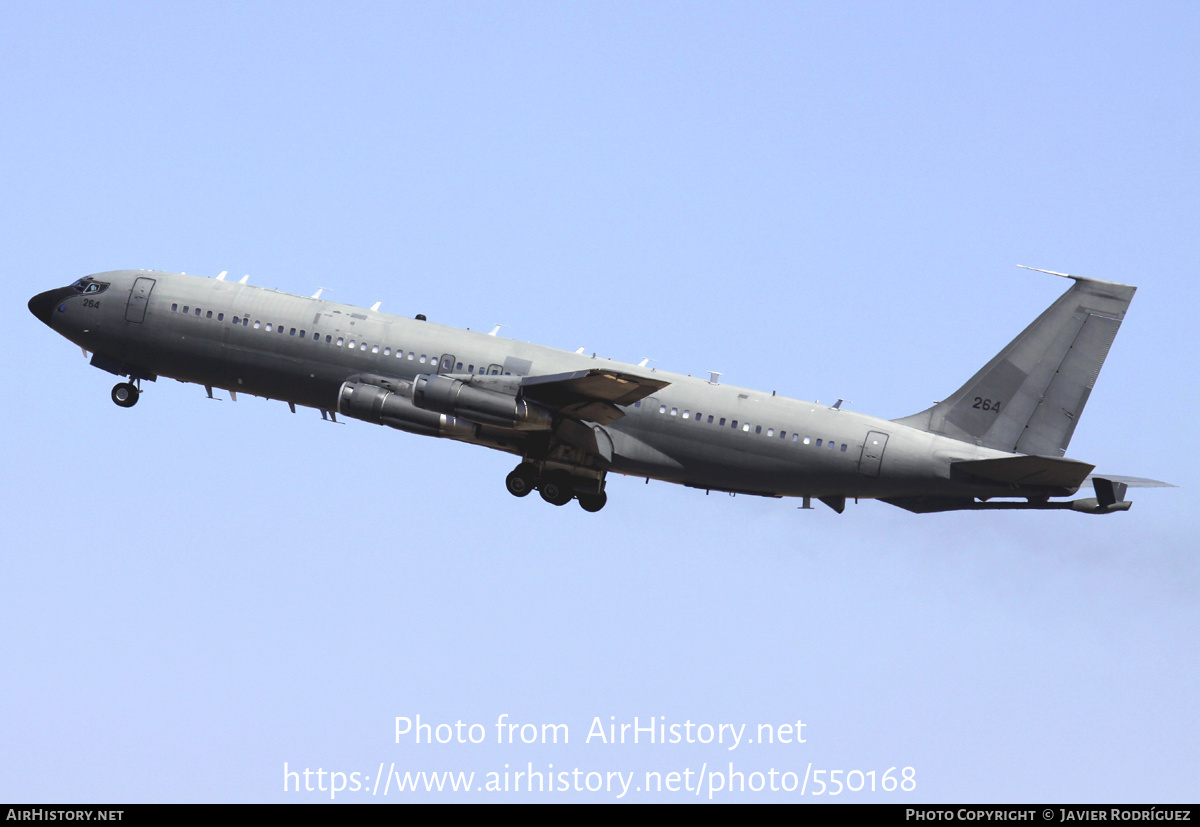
[411,374,553,430]
[337,377,476,439]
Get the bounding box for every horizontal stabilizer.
[952,455,1095,489]
[1087,474,1175,507]
[1084,474,1176,488]
[882,495,1131,514]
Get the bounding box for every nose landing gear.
[111,381,140,408]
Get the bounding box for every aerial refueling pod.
[337,375,476,439]
[411,373,553,431]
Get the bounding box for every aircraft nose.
[28,287,73,326]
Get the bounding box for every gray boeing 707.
[28,267,1170,514]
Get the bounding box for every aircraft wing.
[520,369,669,425]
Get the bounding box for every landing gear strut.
[111,382,139,408]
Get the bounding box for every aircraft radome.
[28,266,1171,514]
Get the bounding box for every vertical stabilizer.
[893,274,1136,456]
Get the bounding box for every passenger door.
[124,277,155,323]
[858,431,889,477]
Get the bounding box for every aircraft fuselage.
[29,269,1131,513]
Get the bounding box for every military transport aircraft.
[28,267,1170,514]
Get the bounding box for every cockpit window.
[70,277,109,295]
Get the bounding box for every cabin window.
[803,436,810,445]
[707,415,714,423]
[265,323,272,331]
[756,425,763,435]
[456,362,463,370]
[743,423,750,432]
[719,418,726,426]
[218,313,224,321]
[336,337,344,346]
[779,431,785,439]
[371,345,379,353]
[419,355,426,364]
[195,308,201,316]
[670,408,678,416]
[171,303,178,312]
[767,428,774,437]
[206,310,212,319]
[253,320,261,329]
[633,400,641,407]
[840,444,847,452]
[731,420,738,429]
[682,410,689,419]
[278,326,284,334]
[313,333,319,341]
[383,347,390,356]
[348,340,356,348]
[291,328,297,336]
[408,353,415,360]
[182,306,189,314]
[324,335,330,343]
[468,365,475,373]
[816,439,822,447]
[792,433,799,442]
[659,405,666,414]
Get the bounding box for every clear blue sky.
[2,1,1196,802]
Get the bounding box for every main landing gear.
[111,381,140,408]
[505,462,608,512]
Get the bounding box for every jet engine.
[411,374,553,430]
[337,375,476,439]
